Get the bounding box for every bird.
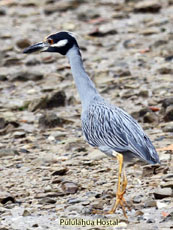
[23,31,160,218]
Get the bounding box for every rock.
[138,90,149,97]
[16,38,31,49]
[3,57,21,66]
[51,167,68,176]
[88,28,117,37]
[157,66,173,75]
[44,1,79,15]
[164,105,173,121]
[0,118,6,129]
[134,0,161,13]
[146,219,155,223]
[143,111,157,123]
[38,113,65,128]
[113,66,131,78]
[10,70,43,81]
[142,165,160,177]
[153,188,173,199]
[160,181,173,189]
[22,209,31,217]
[0,148,19,158]
[46,90,66,109]
[28,96,48,112]
[162,97,173,108]
[25,57,41,66]
[13,131,26,138]
[144,200,157,208]
[61,181,78,194]
[163,173,173,182]
[133,195,142,204]
[38,197,56,204]
[162,122,173,132]
[67,198,84,204]
[0,73,7,81]
[0,7,6,16]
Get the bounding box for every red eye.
[47,38,53,45]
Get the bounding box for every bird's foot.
[108,190,130,218]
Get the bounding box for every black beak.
[23,42,49,54]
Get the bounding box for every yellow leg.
[108,154,128,218]
[92,153,129,218]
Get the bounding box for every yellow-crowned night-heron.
[24,31,160,217]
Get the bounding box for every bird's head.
[23,31,79,55]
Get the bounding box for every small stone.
[144,199,157,208]
[133,195,142,204]
[143,111,157,123]
[39,113,65,128]
[28,96,48,112]
[51,167,68,176]
[138,90,149,97]
[162,122,173,132]
[158,66,173,75]
[0,73,7,81]
[154,188,173,199]
[44,1,78,15]
[162,97,173,108]
[0,148,19,158]
[22,209,31,216]
[164,105,173,121]
[38,197,56,204]
[146,218,155,223]
[134,0,161,13]
[160,181,173,189]
[61,181,78,194]
[0,118,6,129]
[46,90,66,108]
[67,198,84,204]
[16,38,31,49]
[13,131,26,138]
[10,70,43,81]
[0,7,6,16]
[3,57,21,66]
[25,57,41,66]
[163,173,173,182]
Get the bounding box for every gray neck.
[66,45,99,108]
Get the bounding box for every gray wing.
[82,101,160,164]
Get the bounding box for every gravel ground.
[0,0,173,229]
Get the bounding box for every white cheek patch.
[51,39,68,47]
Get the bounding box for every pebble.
[61,181,78,194]
[16,38,31,49]
[13,131,26,138]
[0,148,19,158]
[38,197,56,205]
[153,188,173,199]
[144,200,157,208]
[10,70,43,81]
[38,113,64,128]
[162,122,173,132]
[162,97,173,108]
[133,195,142,204]
[51,167,68,176]
[0,7,6,16]
[164,105,173,121]
[46,90,66,108]
[0,118,6,129]
[134,0,161,13]
[143,111,157,123]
